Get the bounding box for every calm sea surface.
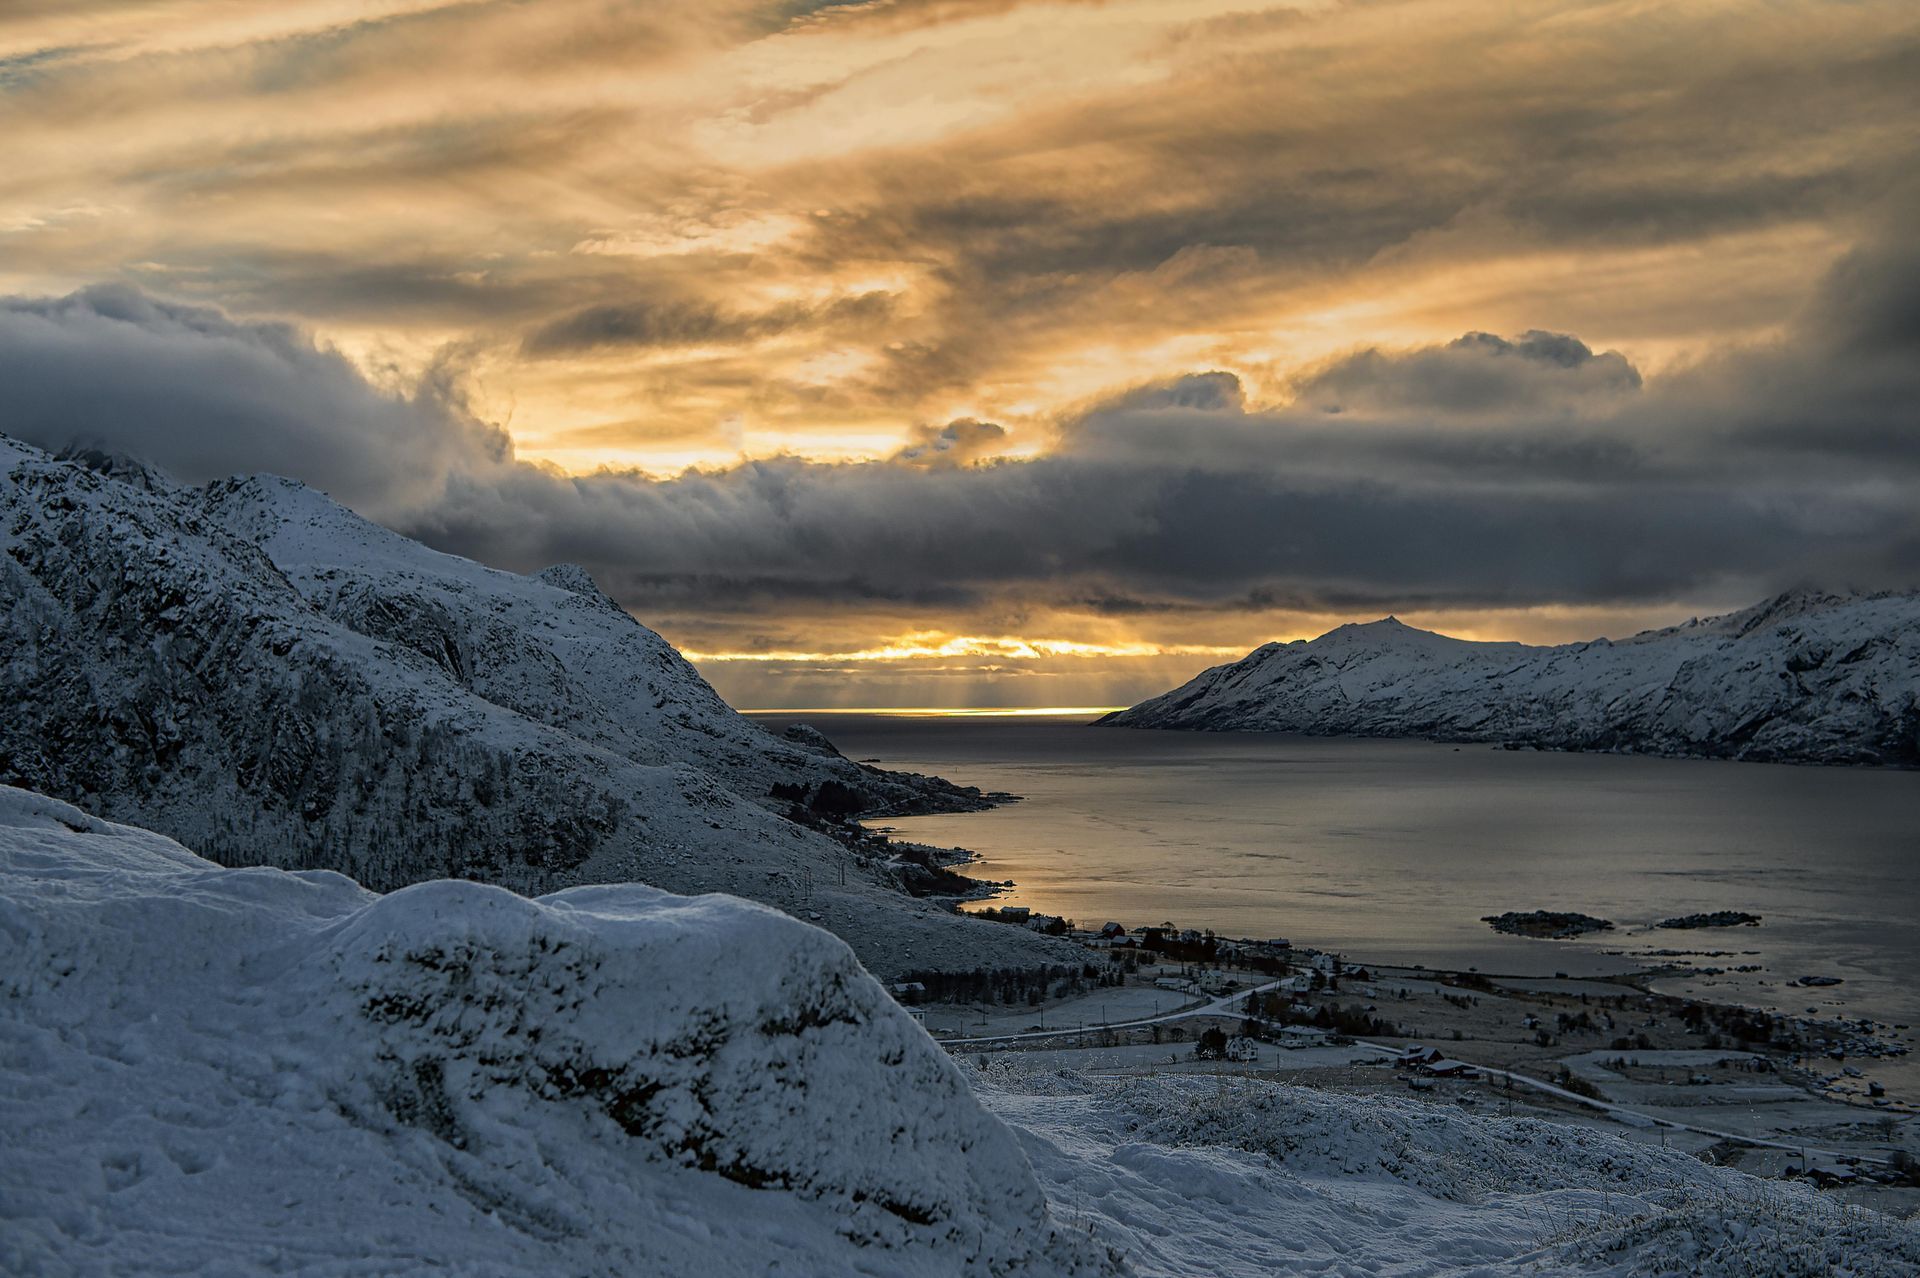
[753,712,1920,1088]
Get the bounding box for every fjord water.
[755,712,1920,1084]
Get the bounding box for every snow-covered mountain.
[8,790,1912,1276]
[1104,592,1920,765]
[0,787,1114,1277]
[0,436,1075,976]
[198,469,982,818]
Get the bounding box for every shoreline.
[856,811,1916,1109]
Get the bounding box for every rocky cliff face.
[1105,592,1920,765]
[0,436,1076,975]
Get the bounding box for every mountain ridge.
[0,435,1077,976]
[1104,590,1920,765]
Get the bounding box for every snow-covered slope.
[0,436,1076,975]
[198,471,983,817]
[1105,593,1920,765]
[0,788,1113,1277]
[981,1066,1920,1276]
[8,792,1911,1276]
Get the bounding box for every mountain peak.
[533,562,622,612]
[1321,614,1438,645]
[55,443,174,493]
[1713,586,1864,637]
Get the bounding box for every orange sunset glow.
[3,0,1917,706]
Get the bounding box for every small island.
[1482,910,1615,939]
[1657,911,1762,929]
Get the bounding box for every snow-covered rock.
[1105,592,1920,765]
[980,1066,1920,1276]
[0,436,1077,975]
[0,788,1113,1277]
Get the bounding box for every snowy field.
[6,786,1917,1277]
[981,1064,1920,1277]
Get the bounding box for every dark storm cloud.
[522,291,893,355]
[4,220,1916,624]
[1286,332,1641,418]
[524,300,768,353]
[0,284,507,518]
[889,418,1008,467]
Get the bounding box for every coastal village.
[892,907,1920,1214]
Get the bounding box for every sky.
[1,0,1917,708]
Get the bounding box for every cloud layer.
[4,206,1915,708]
[4,0,1917,473]
[2,0,1915,703]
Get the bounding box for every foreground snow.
[0,787,1110,1277]
[1107,591,1920,765]
[8,790,1914,1277]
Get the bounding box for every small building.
[1275,1025,1330,1045]
[1422,1058,1479,1079]
[1100,921,1128,939]
[998,905,1030,921]
[1225,1036,1260,1062]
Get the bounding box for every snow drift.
[0,787,1111,1277]
[1105,592,1920,765]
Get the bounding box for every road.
[933,981,1899,1169]
[931,978,1286,1048]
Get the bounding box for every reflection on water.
[754,712,1920,1087]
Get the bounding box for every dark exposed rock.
[1657,911,1762,929]
[1482,910,1615,939]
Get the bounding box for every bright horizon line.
[740,706,1127,718]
